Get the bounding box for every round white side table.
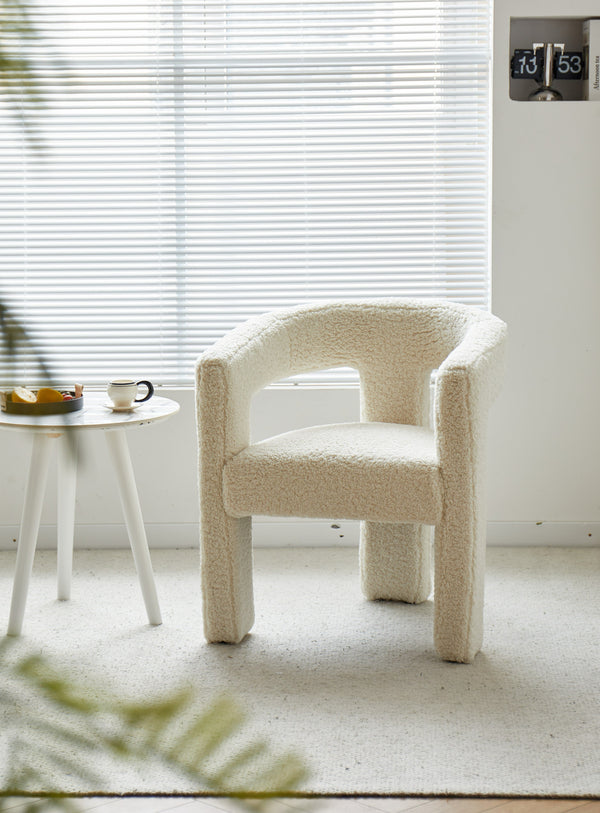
[0,392,180,636]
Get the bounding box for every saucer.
[104,402,141,413]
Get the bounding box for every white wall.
[489,0,600,541]
[2,0,600,549]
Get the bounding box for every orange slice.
[11,387,37,404]
[36,387,64,404]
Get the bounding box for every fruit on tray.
[11,387,37,404]
[35,387,65,404]
[7,385,82,407]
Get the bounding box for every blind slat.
[0,0,491,386]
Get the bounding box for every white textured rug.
[0,546,598,797]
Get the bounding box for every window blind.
[0,0,491,386]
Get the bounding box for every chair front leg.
[433,506,486,664]
[201,512,254,644]
[360,521,432,604]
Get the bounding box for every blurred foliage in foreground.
[0,639,308,811]
[0,0,45,147]
[0,301,53,387]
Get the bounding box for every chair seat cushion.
[223,422,442,524]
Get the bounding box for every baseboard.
[0,519,599,550]
[0,523,199,551]
[0,519,356,550]
[259,519,600,547]
[486,521,599,547]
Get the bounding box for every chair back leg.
[360,521,432,604]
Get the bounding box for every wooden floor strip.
[478,801,591,813]
[570,805,600,813]
[401,799,509,813]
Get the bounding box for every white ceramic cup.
[107,379,154,409]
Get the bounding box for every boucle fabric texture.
[196,299,507,663]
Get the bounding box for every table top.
[0,392,180,433]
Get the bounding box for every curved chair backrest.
[284,299,472,371]
[239,299,492,425]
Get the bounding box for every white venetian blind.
[0,0,491,386]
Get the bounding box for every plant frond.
[118,686,194,747]
[4,735,98,793]
[1,641,310,800]
[0,0,44,145]
[242,752,310,795]
[16,655,101,714]
[12,715,108,761]
[168,694,246,769]
[210,740,269,786]
[0,300,54,383]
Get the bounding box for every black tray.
[1,391,84,415]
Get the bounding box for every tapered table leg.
[104,428,162,626]
[7,434,53,636]
[57,433,78,601]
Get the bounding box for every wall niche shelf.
[509,17,594,101]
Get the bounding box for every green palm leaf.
[0,639,309,811]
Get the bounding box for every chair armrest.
[434,314,507,478]
[196,310,293,460]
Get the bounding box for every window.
[0,0,491,386]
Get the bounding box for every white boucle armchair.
[196,299,506,663]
